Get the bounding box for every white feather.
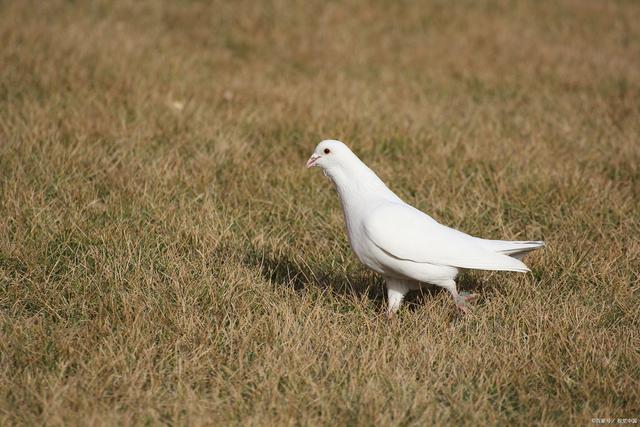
[306,139,545,314]
[363,202,531,272]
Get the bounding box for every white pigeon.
[306,139,544,316]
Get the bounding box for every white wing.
[363,202,530,272]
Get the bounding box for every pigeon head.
[305,139,357,172]
[306,139,400,203]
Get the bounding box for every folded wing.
[364,203,530,272]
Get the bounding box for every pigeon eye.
[324,148,331,154]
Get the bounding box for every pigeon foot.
[455,291,479,314]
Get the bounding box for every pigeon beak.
[305,154,321,168]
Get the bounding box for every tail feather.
[478,239,545,260]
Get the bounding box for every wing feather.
[363,203,530,272]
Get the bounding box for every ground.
[1,0,639,425]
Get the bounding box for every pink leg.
[440,280,478,314]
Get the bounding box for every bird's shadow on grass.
[243,246,484,314]
[243,246,385,304]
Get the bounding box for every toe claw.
[456,304,471,314]
[455,292,479,314]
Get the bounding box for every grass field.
[1,0,639,425]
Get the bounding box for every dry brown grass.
[1,0,639,425]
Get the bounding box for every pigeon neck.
[326,161,401,210]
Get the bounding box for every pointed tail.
[479,239,546,260]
